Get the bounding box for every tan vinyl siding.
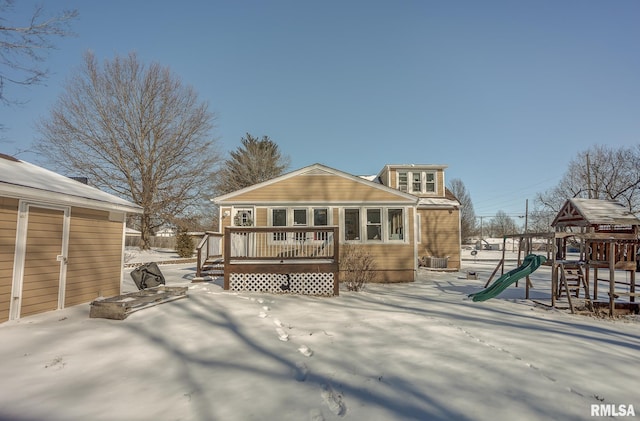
[220,207,232,230]
[65,207,123,306]
[228,174,412,203]
[21,207,65,317]
[254,208,268,226]
[419,208,461,269]
[0,198,18,322]
[340,242,415,283]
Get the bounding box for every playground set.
[469,199,640,316]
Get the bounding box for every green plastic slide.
[468,254,546,302]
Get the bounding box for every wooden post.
[333,226,340,296]
[609,241,615,317]
[224,227,231,290]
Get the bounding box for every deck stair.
[199,257,224,278]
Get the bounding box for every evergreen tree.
[175,229,194,258]
[213,133,290,194]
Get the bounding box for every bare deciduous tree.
[447,178,476,241]
[35,51,220,249]
[536,144,640,214]
[213,133,289,195]
[0,0,77,105]
[487,210,519,237]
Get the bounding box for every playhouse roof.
[551,198,640,228]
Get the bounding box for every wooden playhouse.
[550,198,639,315]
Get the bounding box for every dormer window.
[425,172,435,192]
[398,171,408,192]
[397,170,438,194]
[412,173,421,192]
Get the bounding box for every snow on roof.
[553,198,640,227]
[0,154,142,213]
[418,197,460,208]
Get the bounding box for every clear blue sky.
[3,0,639,221]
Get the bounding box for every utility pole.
[586,153,592,199]
[524,199,529,233]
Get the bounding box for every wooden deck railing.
[223,226,340,295]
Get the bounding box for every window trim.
[342,207,408,244]
[267,207,333,244]
[366,208,382,241]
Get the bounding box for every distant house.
[155,227,176,237]
[212,163,460,283]
[0,154,142,322]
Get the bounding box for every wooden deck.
[222,226,340,296]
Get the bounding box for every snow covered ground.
[0,250,638,421]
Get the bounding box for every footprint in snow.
[276,327,289,341]
[273,318,284,327]
[262,305,270,311]
[309,408,324,421]
[258,312,267,318]
[295,361,309,382]
[298,345,313,357]
[321,385,345,416]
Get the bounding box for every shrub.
[340,244,377,291]
[175,229,194,258]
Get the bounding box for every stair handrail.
[196,233,210,277]
[196,231,224,277]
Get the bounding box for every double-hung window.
[272,209,287,241]
[293,209,308,241]
[345,209,360,241]
[398,171,408,192]
[412,173,421,192]
[388,208,404,240]
[313,208,328,240]
[366,209,382,241]
[425,172,435,193]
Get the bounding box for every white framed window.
[344,208,360,241]
[398,171,408,192]
[293,209,307,226]
[425,171,436,193]
[343,207,406,243]
[412,172,421,192]
[388,208,404,240]
[293,209,307,240]
[268,207,333,242]
[366,209,382,241]
[233,208,253,226]
[313,208,329,240]
[272,208,287,241]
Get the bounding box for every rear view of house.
[211,163,460,287]
[0,154,142,322]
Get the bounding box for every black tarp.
[130,262,166,290]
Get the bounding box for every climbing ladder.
[556,263,592,313]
